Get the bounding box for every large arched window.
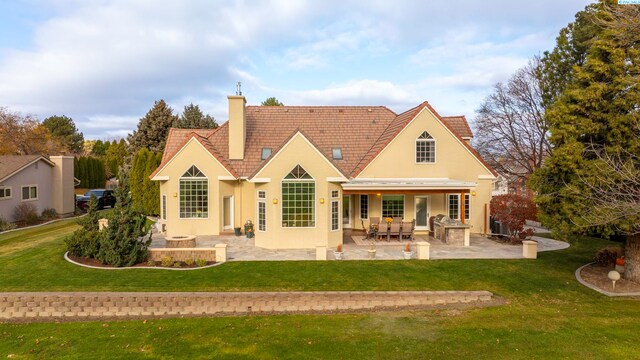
[282,165,315,227]
[416,130,436,163]
[179,165,208,218]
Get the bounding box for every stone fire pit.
[165,235,197,248]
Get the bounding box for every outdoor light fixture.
[472,191,477,196]
[320,198,325,204]
[273,198,278,204]
[376,193,381,197]
[173,193,177,197]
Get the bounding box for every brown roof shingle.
[152,102,495,179]
[441,116,473,138]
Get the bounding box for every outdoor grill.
[432,214,471,246]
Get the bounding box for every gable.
[152,137,234,180]
[357,106,495,180]
[251,132,345,181]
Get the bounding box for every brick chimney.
[228,95,246,160]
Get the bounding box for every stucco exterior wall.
[155,139,232,237]
[252,134,344,249]
[0,159,54,221]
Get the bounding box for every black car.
[76,189,116,211]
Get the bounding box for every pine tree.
[96,171,151,267]
[142,151,161,215]
[175,103,217,129]
[130,148,149,212]
[128,100,177,154]
[42,115,85,154]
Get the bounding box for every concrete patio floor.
[150,229,569,261]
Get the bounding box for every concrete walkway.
[0,291,496,322]
[150,231,569,261]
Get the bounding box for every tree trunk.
[624,234,640,283]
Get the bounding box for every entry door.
[223,196,234,230]
[342,195,352,229]
[415,196,430,230]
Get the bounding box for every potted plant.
[334,244,344,260]
[403,243,412,260]
[368,245,377,259]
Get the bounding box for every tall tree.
[91,139,110,157]
[174,103,217,129]
[142,151,161,215]
[42,115,85,154]
[474,58,550,181]
[531,1,640,281]
[129,148,149,212]
[261,97,284,106]
[128,100,177,154]
[105,139,127,179]
[0,108,64,155]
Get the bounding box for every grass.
[0,220,639,359]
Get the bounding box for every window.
[464,194,471,220]
[382,195,404,218]
[179,165,208,218]
[257,190,266,199]
[331,200,339,231]
[359,195,368,219]
[261,148,272,160]
[448,194,459,219]
[332,148,342,160]
[258,201,266,231]
[416,131,435,163]
[282,165,315,227]
[161,195,167,220]
[21,185,37,201]
[0,187,11,199]
[331,190,339,198]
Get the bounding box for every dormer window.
[261,148,272,160]
[332,148,342,160]
[416,131,435,163]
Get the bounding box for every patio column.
[460,192,465,224]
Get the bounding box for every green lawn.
[0,220,639,359]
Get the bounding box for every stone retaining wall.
[0,291,494,322]
[149,248,215,262]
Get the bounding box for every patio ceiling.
[341,178,476,194]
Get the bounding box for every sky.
[0,0,593,140]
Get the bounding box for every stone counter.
[434,222,471,246]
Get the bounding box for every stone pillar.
[464,228,470,246]
[416,241,430,260]
[315,245,327,260]
[98,218,109,231]
[522,240,538,259]
[214,244,228,263]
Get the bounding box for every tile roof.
[152,102,496,179]
[0,155,53,182]
[441,116,473,138]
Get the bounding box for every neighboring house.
[492,174,509,196]
[491,173,534,198]
[0,155,75,221]
[151,95,497,249]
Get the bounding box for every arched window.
[179,165,208,218]
[282,165,315,227]
[416,131,436,163]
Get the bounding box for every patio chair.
[369,217,380,227]
[401,221,415,240]
[362,220,377,240]
[393,216,403,223]
[388,222,401,241]
[377,222,389,241]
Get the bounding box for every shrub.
[195,258,207,267]
[0,217,17,232]
[13,203,40,225]
[161,256,173,267]
[595,247,622,266]
[173,261,182,268]
[146,258,156,266]
[184,258,194,266]
[65,228,101,258]
[41,208,59,220]
[491,194,537,242]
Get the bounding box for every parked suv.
[76,189,116,211]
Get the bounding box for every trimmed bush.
[161,256,173,267]
[595,247,622,266]
[41,208,59,220]
[184,258,194,266]
[195,258,207,267]
[0,217,17,232]
[13,203,40,225]
[65,228,101,258]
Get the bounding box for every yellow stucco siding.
[155,138,233,237]
[252,133,344,249]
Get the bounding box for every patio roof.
[341,178,476,194]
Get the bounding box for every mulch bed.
[68,254,214,269]
[580,263,640,293]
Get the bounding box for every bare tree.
[474,58,550,181]
[570,145,640,282]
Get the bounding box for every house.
[150,95,497,249]
[0,155,76,221]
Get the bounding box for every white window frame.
[359,194,368,220]
[331,200,340,231]
[257,200,267,232]
[0,186,12,200]
[416,130,436,164]
[281,165,316,228]
[21,185,38,201]
[179,166,209,219]
[331,190,339,198]
[381,194,404,219]
[257,190,266,199]
[446,194,470,221]
[161,194,167,220]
